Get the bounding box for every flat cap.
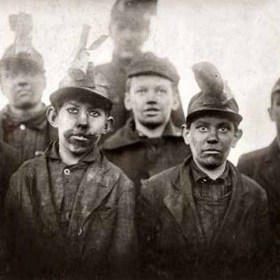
[186,61,242,124]
[127,52,180,84]
[50,62,112,111]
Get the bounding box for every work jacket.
[4,148,137,280]
[140,156,271,280]
[102,119,191,194]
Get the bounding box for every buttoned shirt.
[0,104,57,162]
[190,160,232,243]
[46,142,98,233]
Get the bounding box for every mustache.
[64,129,97,141]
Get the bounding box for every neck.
[9,102,44,119]
[135,120,167,138]
[193,158,227,180]
[59,144,86,165]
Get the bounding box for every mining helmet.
[0,13,44,72]
[186,61,242,124]
[50,62,112,111]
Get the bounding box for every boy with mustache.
[4,63,137,279]
[139,62,271,279]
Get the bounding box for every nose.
[206,128,219,144]
[145,90,158,105]
[77,110,89,128]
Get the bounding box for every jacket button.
[64,168,70,175]
[78,228,83,236]
[20,124,26,130]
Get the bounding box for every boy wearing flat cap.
[0,13,56,162]
[139,62,271,280]
[4,62,137,279]
[102,52,191,194]
[96,0,185,138]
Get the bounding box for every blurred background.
[1,0,280,163]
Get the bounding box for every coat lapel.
[68,156,116,235]
[163,158,204,245]
[34,155,61,233]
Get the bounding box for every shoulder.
[239,146,270,164]
[103,155,134,191]
[240,172,267,202]
[102,124,136,150]
[142,164,181,197]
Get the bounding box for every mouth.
[203,149,221,155]
[144,108,160,115]
[70,134,91,142]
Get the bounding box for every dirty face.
[183,115,242,169]
[49,100,110,156]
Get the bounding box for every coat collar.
[102,118,182,150]
[163,156,245,246]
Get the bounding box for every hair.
[126,75,179,95]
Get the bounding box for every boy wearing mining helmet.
[139,62,271,279]
[4,62,137,279]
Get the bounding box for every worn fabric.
[102,119,191,193]
[238,139,280,245]
[0,104,57,162]
[0,141,20,216]
[139,155,271,280]
[191,160,232,243]
[5,147,137,280]
[96,55,185,141]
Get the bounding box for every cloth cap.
[186,61,242,124]
[50,62,112,111]
[127,52,180,84]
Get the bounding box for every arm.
[109,178,138,280]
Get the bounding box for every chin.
[200,158,225,170]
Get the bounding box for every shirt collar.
[46,141,100,164]
[190,159,230,184]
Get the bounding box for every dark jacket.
[102,119,191,194]
[140,156,271,280]
[0,104,57,162]
[238,139,280,244]
[5,150,137,280]
[96,55,185,140]
[0,141,20,214]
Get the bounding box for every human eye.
[219,124,231,133]
[196,125,208,132]
[88,109,101,117]
[156,87,167,95]
[66,106,78,114]
[136,88,147,95]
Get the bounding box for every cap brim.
[50,86,112,111]
[186,108,242,124]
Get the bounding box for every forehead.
[130,75,173,87]
[61,99,105,111]
[191,115,234,126]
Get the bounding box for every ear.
[124,91,132,111]
[181,124,191,145]
[102,116,114,135]
[268,107,275,121]
[46,106,59,128]
[231,129,243,148]
[171,89,181,111]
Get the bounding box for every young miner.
[139,62,271,280]
[4,62,137,279]
[96,0,185,138]
[102,52,191,194]
[0,13,56,162]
